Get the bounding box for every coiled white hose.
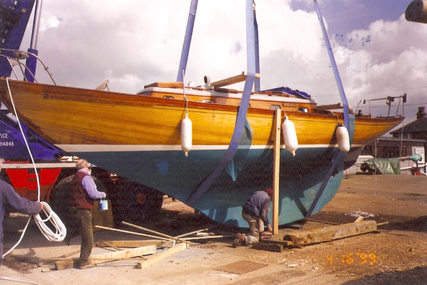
[34,202,67,241]
[3,78,67,259]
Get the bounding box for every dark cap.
[264,187,273,197]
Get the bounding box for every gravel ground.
[1,174,426,284]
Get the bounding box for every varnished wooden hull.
[0,79,403,226]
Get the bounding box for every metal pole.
[30,0,43,50]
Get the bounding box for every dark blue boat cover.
[264,87,311,99]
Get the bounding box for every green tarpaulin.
[360,158,401,175]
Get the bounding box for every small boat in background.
[0,0,404,227]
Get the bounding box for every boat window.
[298,107,308,113]
[202,99,214,104]
[270,105,281,110]
[163,96,175,99]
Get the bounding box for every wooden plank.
[136,243,187,269]
[96,240,120,251]
[252,242,283,252]
[54,245,156,270]
[89,245,156,265]
[284,220,378,246]
[316,103,343,110]
[96,240,173,248]
[55,260,76,271]
[57,249,81,258]
[272,108,281,235]
[95,225,173,241]
[122,221,176,240]
[180,234,234,241]
[211,72,261,88]
[259,239,292,247]
[144,82,183,88]
[174,227,211,239]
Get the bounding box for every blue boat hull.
[74,145,348,227]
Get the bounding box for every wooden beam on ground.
[259,239,292,247]
[284,220,378,246]
[89,245,156,265]
[96,240,174,249]
[136,243,187,269]
[97,240,120,251]
[210,72,261,88]
[57,249,81,258]
[55,245,157,270]
[272,108,281,235]
[252,242,283,252]
[55,260,76,271]
[54,245,156,270]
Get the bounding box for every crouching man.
[233,187,273,247]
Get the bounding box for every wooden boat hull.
[0,79,403,226]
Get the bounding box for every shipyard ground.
[1,175,426,284]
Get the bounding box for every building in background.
[353,106,427,175]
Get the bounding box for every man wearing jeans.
[67,159,106,269]
[233,187,273,247]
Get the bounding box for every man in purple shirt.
[233,187,273,247]
[0,158,43,265]
[66,159,106,269]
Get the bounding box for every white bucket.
[99,199,108,211]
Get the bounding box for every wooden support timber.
[272,108,281,235]
[316,103,343,110]
[210,72,261,88]
[252,242,283,252]
[284,220,378,246]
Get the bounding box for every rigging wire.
[2,78,66,260]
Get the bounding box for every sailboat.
[0,0,403,227]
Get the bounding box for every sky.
[21,0,427,127]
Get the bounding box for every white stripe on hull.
[56,144,364,152]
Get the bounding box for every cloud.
[333,15,427,121]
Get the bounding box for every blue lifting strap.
[187,0,257,205]
[305,0,354,217]
[177,0,198,82]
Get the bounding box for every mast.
[25,0,43,82]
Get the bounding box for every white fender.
[336,124,350,153]
[282,116,298,156]
[181,113,192,157]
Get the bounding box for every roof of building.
[390,118,427,135]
